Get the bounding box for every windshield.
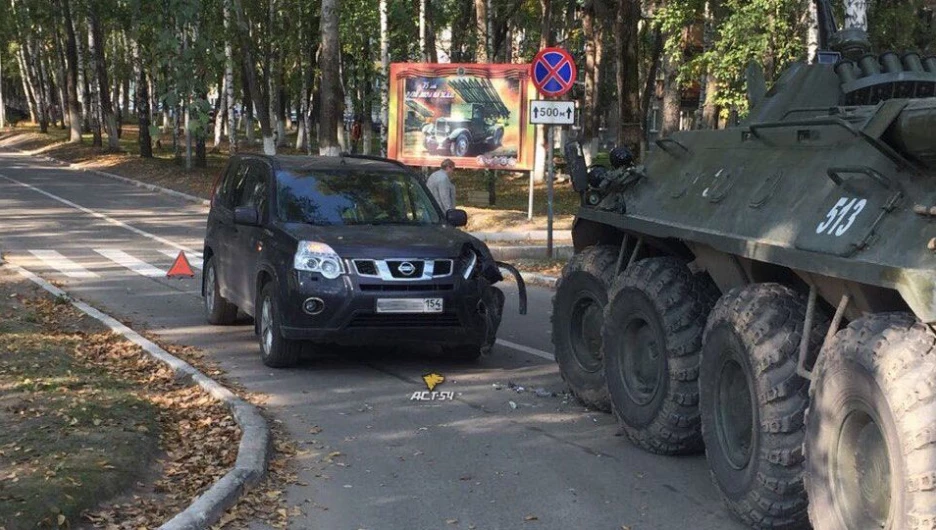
[275,169,442,226]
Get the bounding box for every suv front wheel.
[257,282,301,368]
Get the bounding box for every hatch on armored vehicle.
[554,2,936,529]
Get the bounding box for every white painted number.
[815,197,867,236]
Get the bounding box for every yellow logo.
[422,373,445,392]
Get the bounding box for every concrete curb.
[3,262,269,530]
[472,230,573,242]
[488,245,574,260]
[8,146,210,206]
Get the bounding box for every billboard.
[387,63,536,171]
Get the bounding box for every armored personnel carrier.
[556,2,936,529]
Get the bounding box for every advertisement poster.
[387,63,536,171]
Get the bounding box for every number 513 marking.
[816,197,867,236]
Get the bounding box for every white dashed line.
[94,248,165,278]
[28,250,99,278]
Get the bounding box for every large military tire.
[603,257,719,455]
[805,313,936,530]
[551,245,618,411]
[701,284,826,529]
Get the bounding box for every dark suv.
[202,154,508,368]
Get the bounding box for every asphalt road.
[0,151,746,530]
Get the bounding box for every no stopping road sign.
[531,47,577,98]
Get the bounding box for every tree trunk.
[844,0,867,30]
[475,0,488,62]
[224,0,237,154]
[131,34,152,157]
[379,0,389,155]
[362,37,373,155]
[0,54,5,128]
[90,9,118,150]
[25,37,49,133]
[318,0,341,156]
[39,43,57,130]
[232,0,272,154]
[16,48,38,124]
[700,0,721,129]
[269,0,286,147]
[419,0,428,61]
[86,14,103,147]
[660,53,680,137]
[533,0,551,182]
[214,75,225,148]
[581,0,599,164]
[60,0,82,142]
[52,21,70,129]
[615,0,641,154]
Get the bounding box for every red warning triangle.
[166,251,195,278]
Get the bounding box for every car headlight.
[294,241,344,280]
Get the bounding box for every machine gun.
[564,140,646,212]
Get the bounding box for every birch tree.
[318,0,341,156]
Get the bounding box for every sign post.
[530,47,577,259]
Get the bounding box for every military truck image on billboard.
[554,1,936,528]
[422,102,506,157]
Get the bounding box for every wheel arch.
[201,246,216,297]
[253,267,278,333]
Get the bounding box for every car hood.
[281,223,475,259]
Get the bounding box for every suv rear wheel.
[257,282,301,368]
[204,255,238,325]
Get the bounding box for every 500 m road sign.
[530,100,575,125]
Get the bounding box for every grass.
[0,123,582,233]
[0,270,160,530]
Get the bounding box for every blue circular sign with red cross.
[531,47,577,97]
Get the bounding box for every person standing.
[350,117,363,153]
[426,159,456,212]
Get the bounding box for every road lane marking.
[94,249,165,278]
[159,249,203,269]
[0,173,200,254]
[496,339,553,361]
[28,250,99,278]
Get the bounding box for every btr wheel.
[204,255,238,325]
[551,245,618,411]
[257,282,301,368]
[701,284,826,529]
[805,313,936,530]
[603,257,719,455]
[450,133,470,157]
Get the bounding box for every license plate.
[376,298,443,313]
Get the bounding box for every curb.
[3,262,269,530]
[7,146,210,206]
[488,245,574,261]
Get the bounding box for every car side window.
[220,162,249,210]
[236,163,269,217]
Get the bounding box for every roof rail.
[338,152,414,172]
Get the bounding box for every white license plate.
[376,298,443,313]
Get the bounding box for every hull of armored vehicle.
[576,95,936,323]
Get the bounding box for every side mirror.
[445,209,468,227]
[233,206,260,226]
[564,141,588,193]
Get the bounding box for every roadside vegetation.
[0,267,299,528]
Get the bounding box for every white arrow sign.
[529,100,575,125]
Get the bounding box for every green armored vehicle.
[556,3,936,529]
